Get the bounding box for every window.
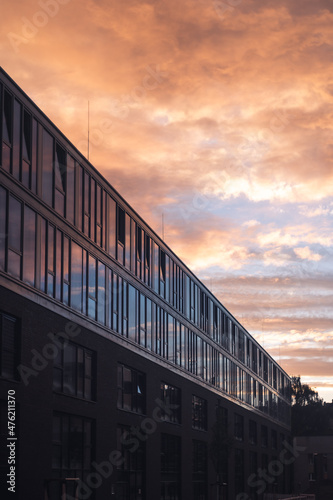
[52,413,94,496]
[117,206,125,249]
[252,344,257,373]
[161,434,181,500]
[234,413,244,441]
[23,206,36,286]
[249,420,257,445]
[2,89,12,173]
[0,312,19,380]
[271,429,277,450]
[70,241,87,315]
[159,248,166,296]
[22,109,32,188]
[249,451,258,494]
[160,382,181,423]
[117,364,145,414]
[261,425,268,448]
[235,449,244,495]
[116,425,145,500]
[0,187,6,270]
[2,89,12,145]
[42,128,54,204]
[8,195,22,279]
[54,143,66,217]
[192,395,207,431]
[193,440,207,500]
[53,342,95,400]
[263,355,268,382]
[87,255,96,320]
[144,233,150,285]
[136,225,142,276]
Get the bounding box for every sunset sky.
[1,0,333,401]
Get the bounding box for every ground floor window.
[193,440,207,500]
[161,434,181,500]
[116,425,145,500]
[50,413,94,499]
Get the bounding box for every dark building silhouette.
[0,67,292,500]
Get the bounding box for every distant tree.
[291,376,333,436]
[291,375,323,406]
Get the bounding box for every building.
[0,67,292,500]
[293,435,333,500]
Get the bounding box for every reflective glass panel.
[31,119,37,193]
[23,206,36,286]
[2,143,11,172]
[66,155,75,224]
[71,241,83,312]
[22,110,31,161]
[42,128,54,203]
[8,195,21,252]
[12,99,21,180]
[0,187,6,270]
[3,90,12,144]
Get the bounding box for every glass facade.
[0,74,291,429]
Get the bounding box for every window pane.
[56,230,62,301]
[42,128,54,204]
[123,367,132,411]
[108,195,116,258]
[88,255,96,319]
[22,160,30,189]
[3,90,12,144]
[97,262,106,325]
[63,237,69,282]
[0,187,6,270]
[12,99,21,180]
[88,256,96,298]
[1,314,17,379]
[63,344,76,395]
[7,250,20,279]
[39,217,46,292]
[66,155,75,224]
[23,206,36,286]
[2,142,11,172]
[90,178,95,241]
[31,119,37,193]
[8,195,21,252]
[22,109,31,162]
[71,242,83,312]
[128,285,137,342]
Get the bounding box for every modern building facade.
[0,67,292,500]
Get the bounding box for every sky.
[1,0,333,401]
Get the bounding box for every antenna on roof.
[88,100,90,161]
